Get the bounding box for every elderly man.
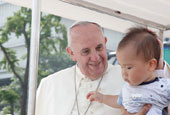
[35,21,170,115]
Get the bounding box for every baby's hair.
[117,27,161,66]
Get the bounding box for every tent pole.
[159,30,164,42]
[27,0,41,114]
[159,30,164,58]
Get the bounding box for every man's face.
[67,24,108,80]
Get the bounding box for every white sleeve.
[154,61,170,78]
[35,78,48,115]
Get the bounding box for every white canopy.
[3,0,170,34]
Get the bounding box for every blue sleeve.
[117,91,123,106]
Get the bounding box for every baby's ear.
[148,58,157,72]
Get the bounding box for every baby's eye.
[127,67,132,69]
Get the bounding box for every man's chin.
[88,75,101,80]
[89,71,104,79]
[89,64,104,71]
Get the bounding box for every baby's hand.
[86,91,103,103]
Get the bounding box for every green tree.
[38,52,75,84]
[0,85,19,115]
[0,7,74,115]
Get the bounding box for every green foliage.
[38,52,75,84]
[0,87,19,105]
[0,48,19,71]
[0,106,11,115]
[0,29,8,43]
[0,84,19,115]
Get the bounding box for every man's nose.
[90,51,100,61]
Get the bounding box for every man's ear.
[148,58,157,72]
[104,37,107,44]
[66,47,76,61]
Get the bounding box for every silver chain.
[74,66,104,115]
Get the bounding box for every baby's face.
[116,45,153,86]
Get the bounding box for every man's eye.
[96,45,103,51]
[81,50,89,56]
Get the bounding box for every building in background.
[0,2,21,86]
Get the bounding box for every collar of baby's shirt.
[139,77,159,85]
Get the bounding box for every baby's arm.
[86,91,121,108]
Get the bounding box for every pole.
[27,0,41,114]
[159,30,164,57]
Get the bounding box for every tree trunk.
[20,81,28,115]
[20,39,30,115]
[10,103,14,115]
[20,65,29,115]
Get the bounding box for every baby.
[87,27,170,115]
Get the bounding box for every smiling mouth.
[89,62,101,66]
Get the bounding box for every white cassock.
[35,63,170,115]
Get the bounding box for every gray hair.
[67,21,104,48]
